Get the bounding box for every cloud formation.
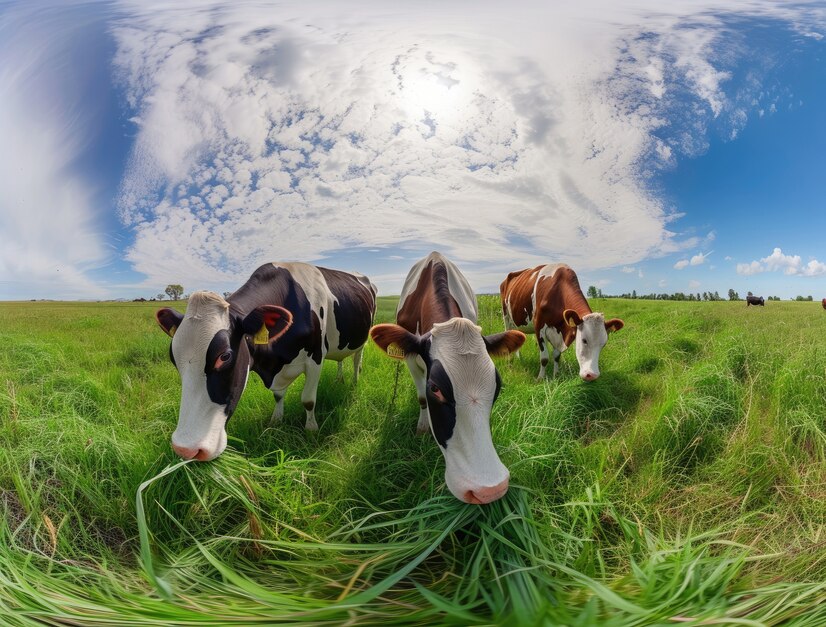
[0,6,110,298]
[674,250,712,270]
[736,247,826,277]
[109,1,825,292]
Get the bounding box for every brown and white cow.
[156,262,376,461]
[370,252,525,505]
[500,264,623,381]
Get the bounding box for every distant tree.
[597,288,603,298]
[728,289,740,301]
[156,293,165,301]
[807,295,814,301]
[587,285,598,298]
[165,284,184,300]
[631,289,637,299]
[223,291,233,299]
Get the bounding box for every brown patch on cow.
[499,265,544,327]
[483,330,527,357]
[397,260,463,333]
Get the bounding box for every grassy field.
[1,296,826,625]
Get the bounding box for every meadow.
[1,296,825,625]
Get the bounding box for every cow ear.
[563,309,582,328]
[156,308,184,338]
[370,324,422,360]
[242,306,293,345]
[605,318,624,333]
[483,330,526,357]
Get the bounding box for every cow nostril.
[464,478,509,505]
[583,372,599,381]
[172,444,198,460]
[194,449,212,462]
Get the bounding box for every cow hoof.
[305,420,319,431]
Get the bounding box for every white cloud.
[0,7,110,299]
[690,251,712,265]
[689,279,701,289]
[736,247,826,277]
[724,255,733,261]
[674,259,690,270]
[621,266,637,273]
[106,1,826,292]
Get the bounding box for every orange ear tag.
[387,343,406,359]
[254,323,269,345]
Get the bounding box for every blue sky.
[1,1,825,300]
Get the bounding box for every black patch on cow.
[537,335,545,351]
[228,264,322,389]
[426,359,457,448]
[493,369,502,402]
[204,329,235,408]
[324,336,329,352]
[168,344,176,367]
[319,306,324,319]
[318,267,376,351]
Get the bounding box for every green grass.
[1,297,826,625]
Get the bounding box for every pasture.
[1,297,825,625]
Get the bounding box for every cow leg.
[336,361,344,382]
[536,332,549,380]
[545,327,567,378]
[301,362,322,431]
[269,389,287,426]
[406,354,430,435]
[352,346,364,384]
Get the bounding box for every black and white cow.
[746,295,764,306]
[156,262,377,461]
[370,252,525,504]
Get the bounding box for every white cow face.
[371,319,525,504]
[156,292,292,461]
[563,310,624,381]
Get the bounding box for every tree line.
[585,286,815,301]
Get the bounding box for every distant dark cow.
[500,264,624,381]
[746,295,764,306]
[822,298,826,310]
[156,262,377,461]
[370,252,525,504]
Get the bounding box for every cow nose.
[582,371,599,382]
[464,477,509,505]
[172,444,200,460]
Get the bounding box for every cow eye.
[429,383,446,403]
[582,338,588,345]
[213,350,233,370]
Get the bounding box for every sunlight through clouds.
[112,0,818,292]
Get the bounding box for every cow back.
[397,252,477,333]
[318,267,377,353]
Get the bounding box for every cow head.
[371,319,525,505]
[563,310,623,381]
[156,291,292,461]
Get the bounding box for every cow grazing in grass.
[746,295,764,306]
[500,264,624,381]
[156,263,377,461]
[370,252,525,505]
[822,298,826,310]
